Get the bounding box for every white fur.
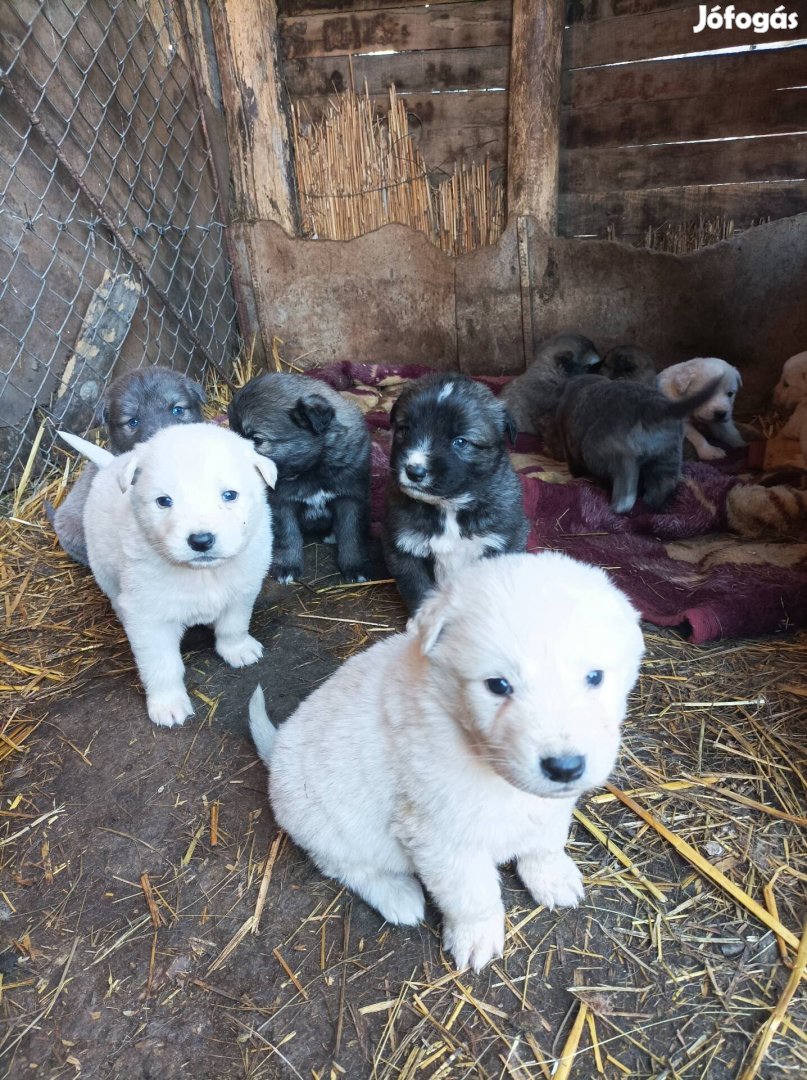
[58,431,114,469]
[81,422,277,727]
[396,513,505,584]
[250,552,644,972]
[657,356,744,461]
[773,351,807,411]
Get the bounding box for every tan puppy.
[249,552,644,972]
[657,357,744,461]
[64,424,277,727]
[773,351,807,411]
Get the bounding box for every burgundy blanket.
[311,362,807,643]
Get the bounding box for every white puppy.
[249,552,643,972]
[773,351,807,411]
[64,423,277,727]
[657,357,745,461]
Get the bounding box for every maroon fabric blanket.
[310,362,807,643]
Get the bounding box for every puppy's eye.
[127,418,140,430]
[156,496,173,508]
[171,404,185,416]
[222,490,239,502]
[485,677,513,697]
[783,381,789,388]
[727,392,735,399]
[586,669,604,688]
[452,436,468,450]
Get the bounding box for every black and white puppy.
[557,374,722,514]
[48,366,206,565]
[601,346,657,387]
[383,374,529,612]
[228,372,371,584]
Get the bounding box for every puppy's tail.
[663,377,723,419]
[248,685,277,768]
[57,430,114,468]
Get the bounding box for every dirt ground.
[2,539,806,1080]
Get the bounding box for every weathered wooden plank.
[563,87,807,149]
[559,181,807,239]
[562,133,807,193]
[566,0,700,23]
[566,6,804,67]
[279,0,482,15]
[296,88,507,166]
[209,0,297,231]
[563,46,807,110]
[283,44,510,97]
[280,1,512,60]
[508,0,564,230]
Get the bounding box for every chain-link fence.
[0,0,238,492]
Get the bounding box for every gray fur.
[601,346,657,387]
[557,374,722,514]
[228,372,372,584]
[47,367,205,564]
[501,332,602,455]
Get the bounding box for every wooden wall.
[278,0,511,172]
[274,0,806,242]
[560,0,807,241]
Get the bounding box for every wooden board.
[563,87,807,149]
[566,6,805,67]
[562,133,807,193]
[283,44,509,97]
[559,181,807,239]
[280,1,512,60]
[279,0,486,15]
[566,0,702,21]
[296,88,508,166]
[563,46,807,110]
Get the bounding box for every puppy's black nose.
[712,409,727,421]
[405,462,427,482]
[188,532,215,552]
[541,755,585,784]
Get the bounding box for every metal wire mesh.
[0,0,238,491]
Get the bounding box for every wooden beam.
[507,0,564,231]
[208,0,298,232]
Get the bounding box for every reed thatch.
[292,85,504,257]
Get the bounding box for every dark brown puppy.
[500,332,602,455]
[48,367,205,565]
[228,372,372,584]
[557,374,721,514]
[601,346,657,387]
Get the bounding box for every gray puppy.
[500,332,602,455]
[228,372,371,584]
[48,366,206,564]
[601,346,657,387]
[557,374,721,514]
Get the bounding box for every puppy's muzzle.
[188,531,215,553]
[540,755,585,784]
[712,409,728,422]
[405,462,427,483]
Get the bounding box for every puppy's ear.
[290,395,335,435]
[413,589,449,656]
[183,377,207,405]
[554,350,575,374]
[734,368,743,391]
[673,369,694,396]
[253,453,278,489]
[117,453,141,493]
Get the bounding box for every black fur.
[228,372,371,583]
[557,374,723,514]
[382,374,529,612]
[601,346,657,387]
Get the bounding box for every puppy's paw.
[271,563,303,585]
[368,874,425,926]
[443,911,505,973]
[148,691,194,728]
[699,444,726,462]
[217,634,263,668]
[322,532,337,545]
[340,566,370,584]
[519,852,584,910]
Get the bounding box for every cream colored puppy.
[249,552,644,972]
[657,357,744,461]
[773,351,807,411]
[64,423,277,727]
[780,399,807,465]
